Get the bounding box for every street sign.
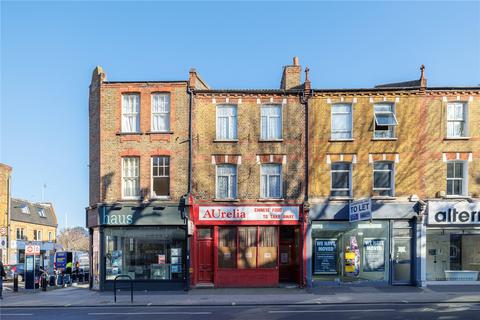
[34,245,41,255]
[349,198,372,222]
[0,226,7,236]
[25,244,35,255]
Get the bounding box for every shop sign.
[428,201,480,225]
[103,213,133,225]
[198,206,299,221]
[363,238,385,272]
[314,239,337,274]
[349,198,372,222]
[25,244,40,256]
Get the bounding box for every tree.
[57,227,89,252]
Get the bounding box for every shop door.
[392,237,412,285]
[197,228,214,283]
[279,227,299,283]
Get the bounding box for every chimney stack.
[419,64,427,90]
[280,57,302,90]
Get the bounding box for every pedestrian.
[0,259,6,299]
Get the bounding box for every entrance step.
[278,283,299,289]
[195,283,215,289]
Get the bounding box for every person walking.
[0,259,6,299]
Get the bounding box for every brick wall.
[308,90,480,202]
[0,164,11,227]
[88,68,190,205]
[192,93,306,204]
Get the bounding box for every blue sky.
[1,1,479,229]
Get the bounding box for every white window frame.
[151,156,170,199]
[260,104,283,140]
[446,102,468,138]
[373,103,398,139]
[151,93,171,132]
[446,161,468,196]
[331,103,353,140]
[330,162,352,197]
[215,164,238,199]
[216,105,238,141]
[21,205,30,214]
[121,93,140,133]
[260,164,283,199]
[372,161,395,197]
[121,157,141,200]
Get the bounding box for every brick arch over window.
[256,154,286,164]
[211,155,242,165]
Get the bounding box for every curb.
[2,300,480,308]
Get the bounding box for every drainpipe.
[301,67,312,288]
[185,84,194,291]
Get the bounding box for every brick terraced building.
[87,59,479,290]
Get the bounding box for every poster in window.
[363,238,385,272]
[171,248,181,256]
[158,254,166,264]
[171,256,181,264]
[314,239,337,274]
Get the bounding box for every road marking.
[269,309,395,313]
[88,312,212,315]
[1,314,34,316]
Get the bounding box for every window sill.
[444,137,471,141]
[371,196,396,200]
[329,139,354,142]
[150,196,172,201]
[121,197,142,201]
[443,195,471,199]
[328,197,353,201]
[259,139,283,143]
[372,138,397,141]
[116,132,143,136]
[257,198,284,202]
[213,198,240,202]
[213,139,239,143]
[146,131,174,135]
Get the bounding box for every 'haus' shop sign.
[199,206,299,221]
[428,201,480,225]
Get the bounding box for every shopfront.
[192,205,304,288]
[86,203,188,291]
[426,201,480,283]
[307,201,418,286]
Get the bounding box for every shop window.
[197,228,212,239]
[426,229,480,281]
[104,226,185,281]
[216,105,237,140]
[373,162,394,197]
[331,103,352,140]
[260,164,282,199]
[373,103,398,139]
[151,93,170,132]
[121,93,140,133]
[216,164,237,199]
[238,227,257,269]
[152,156,170,198]
[259,227,278,268]
[447,102,468,138]
[446,161,467,196]
[122,157,140,200]
[218,227,237,268]
[260,104,282,140]
[330,162,351,197]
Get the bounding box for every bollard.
[13,273,18,292]
[41,275,47,291]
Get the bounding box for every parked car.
[4,263,25,281]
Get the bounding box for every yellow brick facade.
[0,164,11,229]
[308,90,480,201]
[10,220,56,242]
[192,93,306,204]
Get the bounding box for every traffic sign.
[0,226,7,236]
[25,244,35,255]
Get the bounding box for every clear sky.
[1,1,479,229]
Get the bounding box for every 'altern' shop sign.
[428,201,480,225]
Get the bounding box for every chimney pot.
[293,56,299,66]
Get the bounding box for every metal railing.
[113,274,133,303]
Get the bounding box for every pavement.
[1,282,480,308]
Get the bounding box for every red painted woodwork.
[198,238,214,283]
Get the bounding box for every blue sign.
[350,198,372,222]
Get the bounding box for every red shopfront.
[191,204,304,288]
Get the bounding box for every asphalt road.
[2,303,480,320]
